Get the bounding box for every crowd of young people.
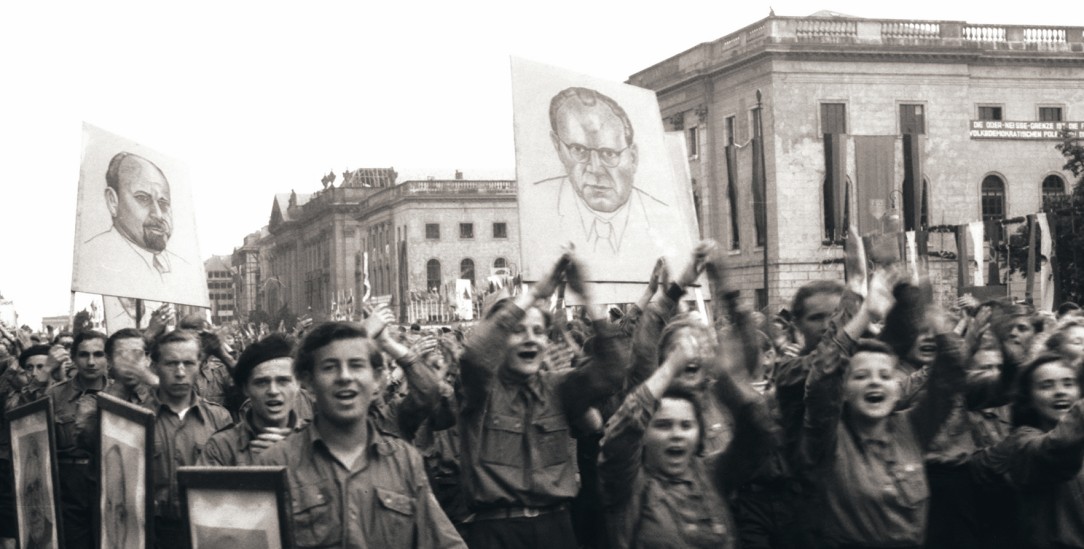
[1,230,1083,549]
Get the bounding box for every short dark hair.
[294,322,383,379]
[105,152,165,192]
[790,280,845,321]
[549,87,634,145]
[18,345,50,369]
[1058,302,1082,318]
[106,328,145,359]
[150,329,202,364]
[72,330,108,355]
[234,333,295,387]
[853,338,898,359]
[1012,352,1075,429]
[659,387,707,455]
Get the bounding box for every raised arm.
[798,269,895,469]
[1006,400,1084,487]
[558,254,631,420]
[599,333,693,504]
[710,345,781,493]
[458,254,568,412]
[906,315,968,449]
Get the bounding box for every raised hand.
[362,304,395,341]
[533,251,572,300]
[844,225,868,298]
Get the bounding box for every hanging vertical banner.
[724,145,741,248]
[968,222,985,287]
[902,134,925,231]
[750,132,767,246]
[823,133,847,241]
[361,252,372,302]
[1037,213,1055,312]
[1026,215,1038,304]
[456,279,474,321]
[854,136,896,236]
[905,231,919,278]
[956,225,970,295]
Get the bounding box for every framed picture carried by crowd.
[96,393,154,549]
[178,466,294,549]
[7,397,63,549]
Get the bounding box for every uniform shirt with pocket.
[151,394,232,519]
[799,333,965,547]
[257,420,466,549]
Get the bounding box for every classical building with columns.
[630,12,1084,309]
[234,169,519,324]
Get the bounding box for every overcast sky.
[0,0,1074,326]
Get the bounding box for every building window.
[426,259,441,291]
[981,175,1006,221]
[460,258,475,287]
[1042,174,1067,208]
[686,127,699,157]
[425,223,440,240]
[459,223,474,239]
[1040,107,1064,122]
[493,257,507,270]
[978,106,1003,121]
[821,103,846,134]
[492,222,508,239]
[900,104,926,134]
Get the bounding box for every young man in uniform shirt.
[199,333,307,466]
[257,321,465,548]
[147,329,232,549]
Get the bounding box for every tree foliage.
[1049,130,1084,305]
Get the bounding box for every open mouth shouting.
[264,398,286,414]
[1052,399,1073,412]
[863,391,887,404]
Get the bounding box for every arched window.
[426,259,441,291]
[981,175,1006,222]
[493,257,507,270]
[460,258,475,287]
[1042,174,1066,208]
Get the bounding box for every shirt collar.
[151,390,206,418]
[67,375,108,400]
[308,417,397,465]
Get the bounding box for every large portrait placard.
[72,123,210,307]
[96,393,154,549]
[7,397,63,549]
[178,466,294,549]
[511,57,699,303]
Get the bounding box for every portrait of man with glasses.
[533,86,668,256]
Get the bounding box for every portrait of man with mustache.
[84,151,188,281]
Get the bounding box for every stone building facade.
[204,255,236,324]
[355,178,519,323]
[630,13,1084,310]
[234,170,519,324]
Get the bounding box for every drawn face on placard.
[103,444,135,548]
[105,153,174,253]
[20,434,52,547]
[550,88,639,214]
